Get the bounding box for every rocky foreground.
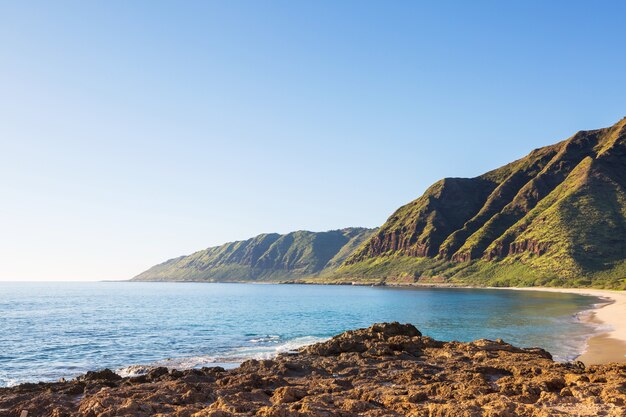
[1,323,625,417]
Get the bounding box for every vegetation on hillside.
[132,228,375,281]
[337,117,626,289]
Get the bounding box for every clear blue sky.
[1,1,625,281]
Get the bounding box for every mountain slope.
[133,228,375,282]
[334,117,626,289]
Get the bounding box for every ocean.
[0,282,603,387]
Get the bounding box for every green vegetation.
[324,255,626,289]
[338,117,626,289]
[132,228,375,281]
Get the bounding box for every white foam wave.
[563,302,616,362]
[574,306,614,334]
[249,335,281,343]
[116,364,156,378]
[115,335,327,377]
[116,355,222,377]
[221,335,327,361]
[0,378,20,388]
[274,336,327,353]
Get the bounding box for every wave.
[116,364,157,378]
[0,377,20,388]
[562,301,615,362]
[226,335,327,360]
[249,335,281,343]
[115,335,327,378]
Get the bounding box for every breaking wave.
[115,335,327,378]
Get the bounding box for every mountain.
[135,118,626,289]
[332,117,626,289]
[132,228,375,282]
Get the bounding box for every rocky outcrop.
[2,323,624,416]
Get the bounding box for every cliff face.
[2,323,625,416]
[132,228,375,282]
[349,177,498,259]
[340,118,626,288]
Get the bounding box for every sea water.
[0,282,603,387]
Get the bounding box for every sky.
[1,1,625,281]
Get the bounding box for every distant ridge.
[132,228,375,282]
[335,117,626,289]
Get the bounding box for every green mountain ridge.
[135,117,626,289]
[132,228,375,281]
[331,117,626,289]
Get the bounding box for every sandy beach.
[507,287,626,365]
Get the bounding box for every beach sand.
[507,287,626,365]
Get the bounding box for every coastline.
[504,287,626,365]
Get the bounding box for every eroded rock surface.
[1,322,624,416]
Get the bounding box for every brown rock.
[270,386,306,404]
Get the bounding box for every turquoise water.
[0,282,601,387]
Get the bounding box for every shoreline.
[503,287,626,365]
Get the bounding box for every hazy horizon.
[2,1,626,281]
